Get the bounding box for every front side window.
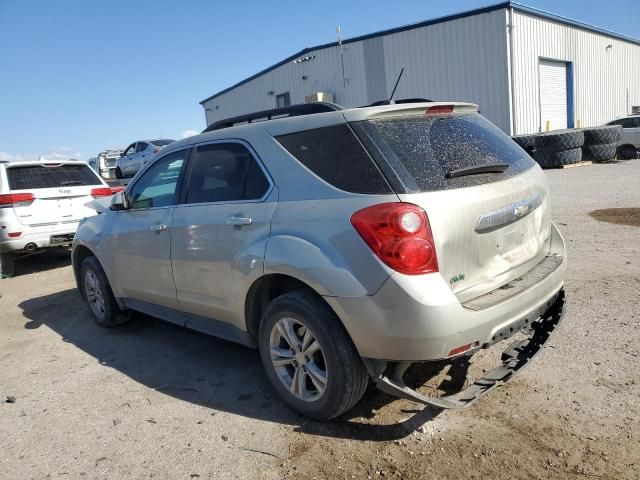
[185,143,270,204]
[136,142,148,153]
[123,144,136,156]
[127,149,187,209]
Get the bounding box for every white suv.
[0,159,115,276]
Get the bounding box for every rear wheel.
[80,256,130,327]
[618,145,638,160]
[258,290,368,420]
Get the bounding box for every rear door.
[349,109,551,301]
[107,149,189,309]
[170,141,276,329]
[6,163,106,226]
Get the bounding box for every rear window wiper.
[445,163,509,179]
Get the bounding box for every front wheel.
[80,256,130,327]
[618,145,638,160]
[258,290,368,420]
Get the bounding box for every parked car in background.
[0,160,116,276]
[606,115,640,159]
[115,139,174,178]
[73,102,566,420]
[95,149,124,179]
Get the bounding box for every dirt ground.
[1,161,639,479]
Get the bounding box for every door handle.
[226,216,252,226]
[149,224,167,232]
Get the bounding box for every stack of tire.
[533,129,584,168]
[580,125,623,162]
[512,134,537,159]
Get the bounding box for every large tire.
[258,290,368,420]
[512,134,537,150]
[1,252,15,278]
[583,142,618,162]
[618,144,638,160]
[534,147,582,168]
[535,129,584,150]
[80,256,130,327]
[582,125,623,145]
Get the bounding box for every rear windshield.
[7,164,100,190]
[151,139,174,147]
[352,113,535,193]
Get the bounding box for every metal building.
[199,2,640,135]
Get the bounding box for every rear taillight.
[110,186,125,194]
[350,203,438,275]
[90,187,114,198]
[0,193,35,208]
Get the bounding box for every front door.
[170,141,276,329]
[107,148,189,309]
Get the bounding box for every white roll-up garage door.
[539,60,568,131]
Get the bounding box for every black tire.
[582,142,618,162]
[618,144,638,160]
[582,125,623,145]
[1,252,16,278]
[80,256,130,327]
[535,129,584,150]
[534,147,582,168]
[115,167,123,179]
[512,134,537,150]
[258,290,368,420]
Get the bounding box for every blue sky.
[1,0,638,161]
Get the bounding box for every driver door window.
[128,149,188,209]
[123,144,136,157]
[136,142,148,153]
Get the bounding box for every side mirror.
[110,191,129,211]
[120,152,126,158]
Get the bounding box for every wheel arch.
[73,244,97,298]
[244,273,337,345]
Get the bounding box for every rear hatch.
[6,163,107,226]
[348,105,551,301]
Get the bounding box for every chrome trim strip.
[475,193,542,233]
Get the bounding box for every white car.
[0,159,116,276]
[115,139,174,179]
[606,115,640,159]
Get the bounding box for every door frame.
[537,57,575,131]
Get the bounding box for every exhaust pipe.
[24,243,37,253]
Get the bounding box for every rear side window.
[7,164,100,190]
[352,113,535,193]
[185,143,270,204]
[275,124,391,194]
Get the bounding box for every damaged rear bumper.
[363,289,565,409]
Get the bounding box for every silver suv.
[72,102,566,420]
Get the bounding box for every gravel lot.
[1,161,639,479]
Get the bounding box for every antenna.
[337,26,346,88]
[388,67,404,104]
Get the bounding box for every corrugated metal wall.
[202,9,512,132]
[511,10,640,134]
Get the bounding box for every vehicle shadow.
[20,288,472,441]
[9,248,72,277]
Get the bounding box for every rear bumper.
[325,222,566,361]
[365,289,565,409]
[0,223,79,253]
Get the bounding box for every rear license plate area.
[50,233,74,245]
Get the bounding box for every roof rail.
[203,102,343,133]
